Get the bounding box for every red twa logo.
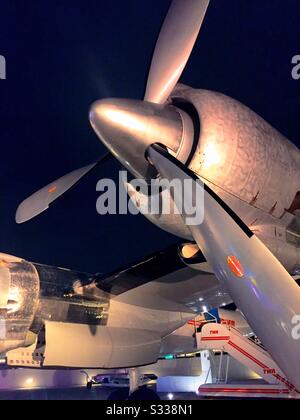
[227,255,244,278]
[264,369,276,375]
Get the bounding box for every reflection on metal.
[144,0,210,104]
[0,258,39,354]
[0,256,112,357]
[32,264,110,333]
[89,98,194,178]
[0,263,10,308]
[201,143,222,171]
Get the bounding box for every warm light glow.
[102,108,145,133]
[6,286,22,314]
[25,377,33,386]
[181,244,199,259]
[227,255,244,278]
[202,143,221,170]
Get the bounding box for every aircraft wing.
[95,243,231,313]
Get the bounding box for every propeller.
[147,143,300,392]
[16,0,210,222]
[145,0,210,104]
[16,153,111,224]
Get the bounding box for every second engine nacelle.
[0,253,39,354]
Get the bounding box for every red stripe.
[228,340,267,370]
[228,341,295,391]
[199,388,289,394]
[200,330,297,393]
[188,320,203,327]
[201,336,230,341]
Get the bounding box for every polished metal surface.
[172,85,300,221]
[144,0,210,104]
[0,258,40,354]
[90,98,187,178]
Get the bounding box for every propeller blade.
[148,144,300,391]
[144,0,210,104]
[16,153,111,224]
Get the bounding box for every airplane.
[0,246,232,362]
[0,248,245,370]
[0,247,294,398]
[10,0,300,393]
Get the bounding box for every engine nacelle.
[171,84,300,219]
[0,253,40,354]
[129,85,300,273]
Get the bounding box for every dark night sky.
[0,0,299,274]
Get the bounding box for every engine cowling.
[0,253,40,354]
[171,84,300,220]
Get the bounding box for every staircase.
[197,323,297,396]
